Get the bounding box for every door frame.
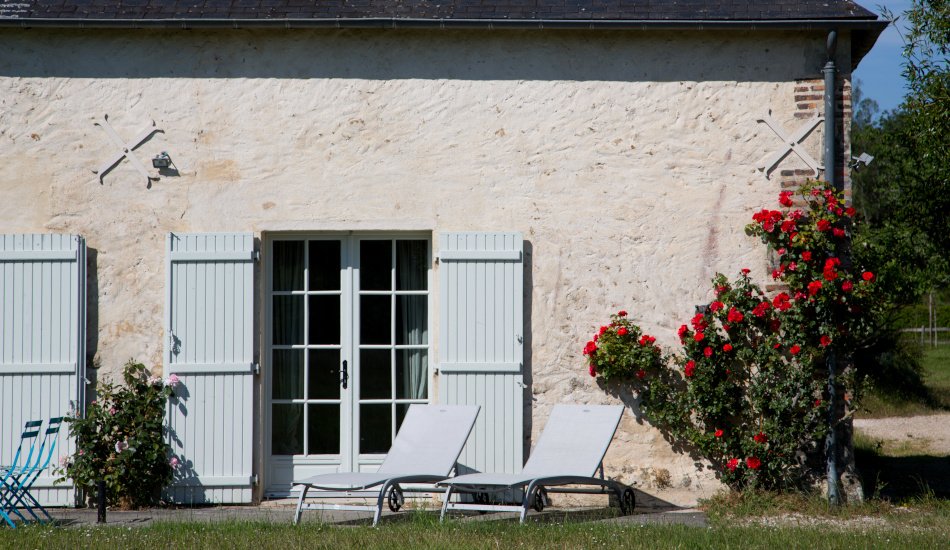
[261,231,433,497]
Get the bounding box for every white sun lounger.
[292,404,480,526]
[437,404,635,523]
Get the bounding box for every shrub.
[57,360,179,508]
[585,180,881,492]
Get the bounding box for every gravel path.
[854,413,950,455]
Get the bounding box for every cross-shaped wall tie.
[756,112,824,179]
[92,115,164,187]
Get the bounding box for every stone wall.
[0,28,852,503]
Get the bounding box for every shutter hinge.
[253,362,261,375]
[251,474,259,486]
[252,249,261,262]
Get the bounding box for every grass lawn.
[859,344,950,418]
[1,509,948,550]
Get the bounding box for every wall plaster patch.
[92,115,163,187]
[756,112,823,179]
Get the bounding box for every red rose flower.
[583,341,598,355]
[723,343,734,352]
[599,325,609,336]
[753,432,768,444]
[727,307,744,324]
[684,360,696,377]
[769,319,781,333]
[715,428,724,438]
[746,457,762,470]
[780,220,796,233]
[618,310,628,317]
[677,324,690,341]
[845,207,856,217]
[752,301,770,317]
[694,332,705,342]
[816,219,832,232]
[801,250,812,261]
[639,335,656,346]
[833,228,846,238]
[710,301,724,312]
[824,257,841,269]
[779,190,794,207]
[704,346,714,358]
[790,345,801,355]
[808,281,823,296]
[862,271,875,282]
[814,399,822,407]
[820,335,832,347]
[589,364,597,377]
[617,327,628,336]
[841,280,853,292]
[741,268,751,275]
[726,458,739,472]
[691,313,708,331]
[635,369,646,380]
[772,293,792,311]
[823,269,838,281]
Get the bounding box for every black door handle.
[341,359,349,389]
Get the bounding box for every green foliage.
[585,181,885,492]
[57,360,178,508]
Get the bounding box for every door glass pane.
[396,295,427,345]
[360,404,392,454]
[308,295,340,345]
[360,295,391,345]
[308,405,340,455]
[396,403,412,434]
[396,240,428,290]
[272,350,304,400]
[360,240,392,290]
[360,349,392,399]
[272,241,304,291]
[308,350,341,400]
[272,404,303,455]
[396,349,428,399]
[309,240,341,291]
[273,296,303,345]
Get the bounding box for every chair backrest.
[377,404,480,476]
[6,420,42,471]
[34,417,64,470]
[521,404,624,478]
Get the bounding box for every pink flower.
[169,456,180,469]
[115,440,129,453]
[165,374,181,388]
[109,407,117,415]
[59,455,70,467]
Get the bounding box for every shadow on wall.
[523,240,534,464]
[0,29,824,82]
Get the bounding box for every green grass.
[859,344,950,418]
[1,513,948,550]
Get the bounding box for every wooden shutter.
[438,232,524,475]
[165,233,256,504]
[0,234,86,506]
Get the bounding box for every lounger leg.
[372,481,393,527]
[520,481,540,524]
[293,485,308,525]
[439,486,454,522]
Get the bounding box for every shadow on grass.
[857,450,950,500]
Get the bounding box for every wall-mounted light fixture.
[152,152,172,169]
[849,152,874,171]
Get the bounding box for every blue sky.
[852,0,913,114]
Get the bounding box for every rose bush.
[584,180,880,492]
[57,360,180,508]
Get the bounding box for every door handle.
[341,360,349,389]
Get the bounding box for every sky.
[851,0,914,115]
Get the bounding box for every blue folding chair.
[0,418,63,527]
[0,419,43,528]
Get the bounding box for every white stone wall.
[0,28,851,501]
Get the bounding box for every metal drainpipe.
[822,29,841,506]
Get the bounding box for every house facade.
[0,0,885,506]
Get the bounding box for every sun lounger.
[292,404,480,526]
[437,404,635,523]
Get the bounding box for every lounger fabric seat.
[292,404,480,526]
[438,404,635,522]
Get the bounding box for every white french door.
[265,234,431,496]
